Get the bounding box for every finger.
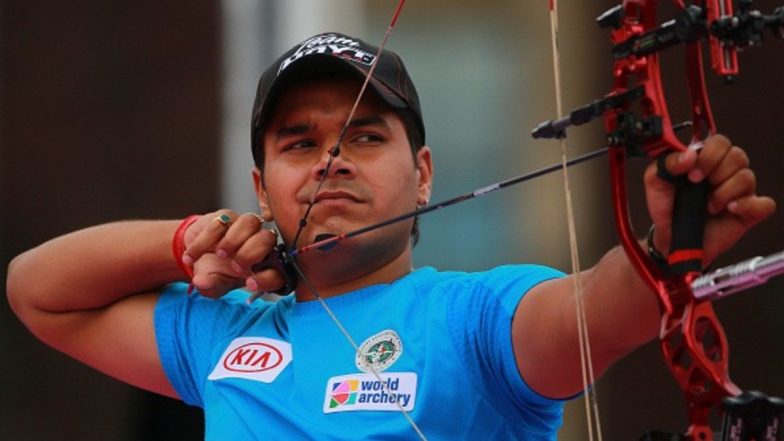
[232,229,279,271]
[215,213,264,259]
[245,268,286,293]
[706,146,750,188]
[702,194,776,263]
[707,168,757,215]
[692,134,732,183]
[725,194,776,225]
[184,211,236,263]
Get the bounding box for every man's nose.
[313,144,356,179]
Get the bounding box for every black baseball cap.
[250,32,425,165]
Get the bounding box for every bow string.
[545,1,604,440]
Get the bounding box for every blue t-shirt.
[155,265,565,440]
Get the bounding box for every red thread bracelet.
[172,215,200,279]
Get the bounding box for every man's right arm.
[6,220,184,398]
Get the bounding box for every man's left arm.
[512,134,776,399]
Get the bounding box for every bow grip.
[657,155,708,275]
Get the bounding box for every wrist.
[646,225,669,271]
[172,215,200,280]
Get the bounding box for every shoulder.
[396,265,564,324]
[153,283,294,406]
[155,283,287,338]
[411,264,564,297]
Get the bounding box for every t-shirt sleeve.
[154,283,252,407]
[446,264,566,434]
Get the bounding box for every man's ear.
[415,146,433,206]
[252,167,274,221]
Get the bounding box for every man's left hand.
[644,134,776,267]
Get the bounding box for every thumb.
[660,148,700,181]
[192,272,242,298]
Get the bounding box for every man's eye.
[284,140,317,151]
[353,134,383,144]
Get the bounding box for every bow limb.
[604,1,746,438]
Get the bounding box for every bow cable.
[547,1,603,439]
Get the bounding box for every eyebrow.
[274,115,390,139]
[275,124,312,139]
[346,115,389,130]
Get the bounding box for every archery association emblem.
[355,329,403,373]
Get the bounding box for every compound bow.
[533,1,784,439]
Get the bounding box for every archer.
[5,32,775,440]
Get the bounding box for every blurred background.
[1,0,782,439]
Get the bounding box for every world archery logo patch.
[323,373,417,413]
[355,329,403,373]
[328,379,360,408]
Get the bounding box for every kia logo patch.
[223,342,283,373]
[209,337,292,383]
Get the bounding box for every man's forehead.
[275,74,386,109]
[268,76,392,126]
[272,114,391,139]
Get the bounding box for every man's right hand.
[181,211,286,298]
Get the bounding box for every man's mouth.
[314,190,360,204]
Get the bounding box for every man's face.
[254,76,432,270]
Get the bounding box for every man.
[6,32,775,440]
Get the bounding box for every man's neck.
[293,246,414,301]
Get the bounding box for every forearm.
[580,243,661,363]
[7,220,184,316]
[515,242,662,398]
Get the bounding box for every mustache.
[297,183,370,204]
